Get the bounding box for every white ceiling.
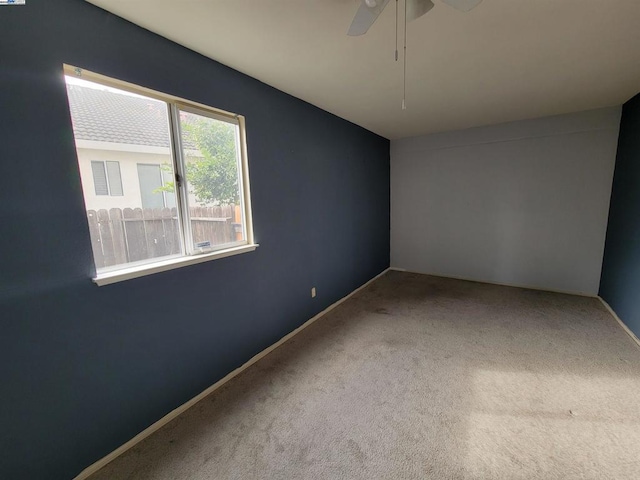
[87,0,640,140]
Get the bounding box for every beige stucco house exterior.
[67,82,202,212]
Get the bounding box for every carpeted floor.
[89,271,640,479]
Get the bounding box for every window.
[137,163,175,209]
[91,160,123,196]
[65,66,255,285]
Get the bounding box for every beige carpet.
[89,271,640,479]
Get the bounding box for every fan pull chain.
[395,0,399,61]
[402,0,407,110]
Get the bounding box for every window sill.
[93,244,258,286]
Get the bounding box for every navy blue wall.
[600,93,640,337]
[0,1,390,478]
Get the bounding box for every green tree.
[158,117,239,205]
[184,117,239,205]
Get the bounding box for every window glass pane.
[66,76,182,272]
[106,161,123,196]
[179,109,245,251]
[91,161,108,195]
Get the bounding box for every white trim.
[237,115,255,244]
[64,64,240,122]
[65,64,256,285]
[76,140,171,155]
[74,267,391,480]
[75,140,202,158]
[597,297,640,349]
[388,267,598,298]
[177,102,240,126]
[94,244,258,286]
[168,103,192,256]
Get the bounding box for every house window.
[64,66,256,285]
[137,163,176,209]
[91,160,123,196]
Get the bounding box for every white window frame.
[64,65,257,286]
[91,160,123,196]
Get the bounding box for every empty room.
[2,0,640,479]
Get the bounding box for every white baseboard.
[388,267,597,298]
[73,267,391,480]
[597,296,640,349]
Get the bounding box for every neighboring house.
[66,83,201,211]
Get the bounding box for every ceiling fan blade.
[440,0,483,12]
[347,0,391,36]
[407,0,434,22]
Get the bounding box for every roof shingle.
[66,84,195,149]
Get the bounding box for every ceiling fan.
[348,0,483,36]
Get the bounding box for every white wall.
[76,145,202,211]
[76,148,172,211]
[391,107,621,295]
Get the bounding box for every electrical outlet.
[311,287,316,298]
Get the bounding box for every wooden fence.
[87,205,237,269]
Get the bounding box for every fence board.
[97,209,116,267]
[191,206,204,247]
[143,208,163,259]
[150,208,168,257]
[88,206,237,269]
[123,208,148,262]
[109,208,127,265]
[161,207,180,255]
[86,210,105,269]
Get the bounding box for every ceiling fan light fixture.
[347,0,390,35]
[407,0,434,22]
[440,0,483,13]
